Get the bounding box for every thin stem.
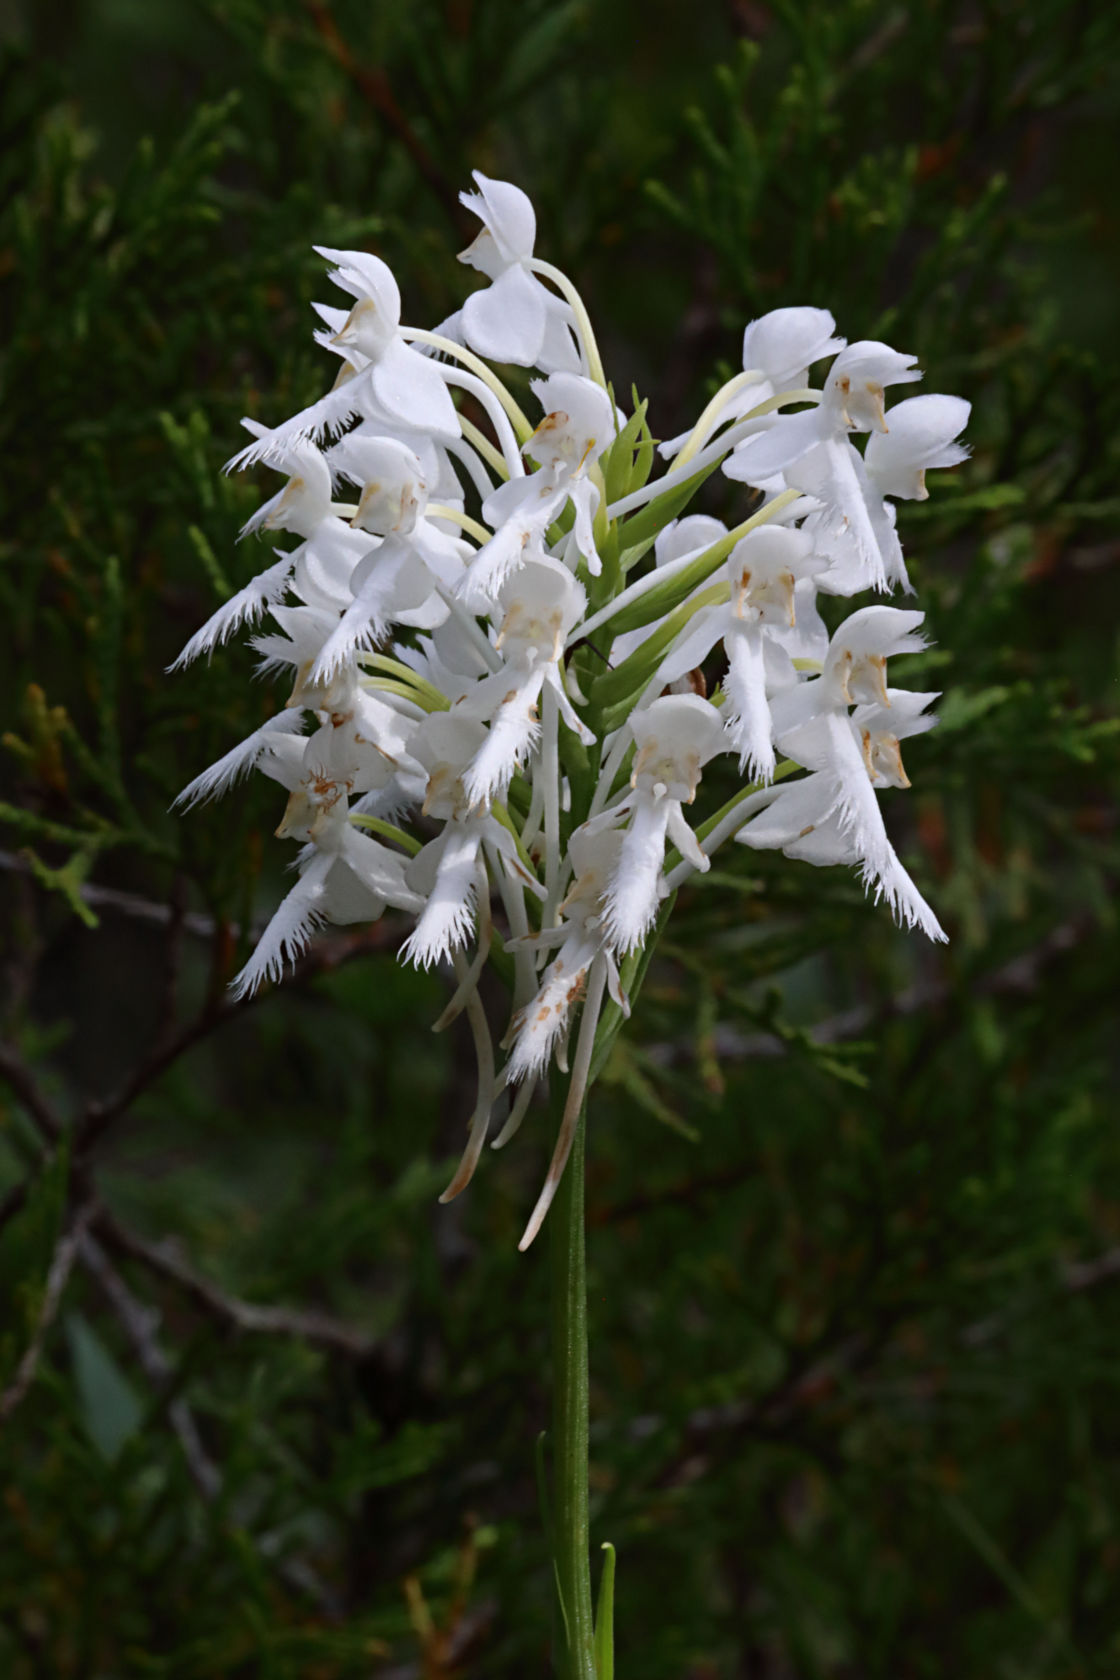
[427,503,493,545]
[445,435,498,500]
[673,368,765,468]
[457,418,508,482]
[605,416,759,520]
[435,364,526,475]
[528,258,607,389]
[540,981,604,1680]
[605,389,820,521]
[549,1084,596,1679]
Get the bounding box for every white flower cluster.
[174,173,967,1245]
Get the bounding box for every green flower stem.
[550,1088,596,1679]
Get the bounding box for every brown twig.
[94,1205,377,1360]
[0,1041,62,1143]
[79,1230,343,1614]
[302,0,467,232]
[78,1229,221,1496]
[0,849,235,940]
[647,914,1091,1070]
[78,916,406,1157]
[0,1209,91,1425]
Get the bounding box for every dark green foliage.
[1,1,1118,1674]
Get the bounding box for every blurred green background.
[1,1,1118,1674]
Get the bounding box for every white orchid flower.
[737,686,943,938]
[458,172,581,373]
[505,828,627,1085]
[660,307,844,462]
[173,171,968,1239]
[461,372,617,603]
[228,247,461,470]
[601,694,726,955]
[400,714,540,970]
[652,525,828,781]
[792,392,972,597]
[456,554,592,807]
[229,789,423,999]
[725,341,923,591]
[170,432,338,667]
[308,436,470,682]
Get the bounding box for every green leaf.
[594,1543,616,1679]
[65,1312,143,1463]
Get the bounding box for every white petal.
[226,382,364,468]
[174,710,306,808]
[460,173,537,266]
[313,246,402,325]
[602,796,671,955]
[862,846,946,942]
[724,626,776,783]
[741,307,843,386]
[400,826,483,968]
[229,849,333,998]
[169,554,295,669]
[371,340,461,439]
[657,606,722,685]
[735,773,837,851]
[792,438,888,594]
[865,393,971,498]
[462,265,548,366]
[461,670,545,806]
[726,406,831,480]
[665,801,708,872]
[338,825,425,911]
[537,302,582,374]
[507,933,598,1083]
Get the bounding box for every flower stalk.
[549,1084,596,1679]
[170,166,971,1669]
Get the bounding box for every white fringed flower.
[457,554,592,807]
[505,828,626,1085]
[172,179,968,1241]
[458,172,581,373]
[462,372,616,602]
[600,694,725,956]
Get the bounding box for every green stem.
[550,1090,596,1678]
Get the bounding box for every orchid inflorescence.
[173,172,968,1249]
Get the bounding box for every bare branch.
[0,848,235,940]
[0,1209,90,1425]
[77,1229,221,1498]
[650,915,1091,1068]
[302,0,468,230]
[78,917,406,1155]
[0,1041,63,1143]
[78,1231,343,1615]
[94,1206,377,1359]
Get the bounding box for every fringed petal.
[506,932,598,1084]
[518,957,608,1251]
[602,796,672,955]
[174,710,306,809]
[400,825,483,969]
[462,670,545,807]
[228,849,333,998]
[169,554,295,669]
[723,626,776,783]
